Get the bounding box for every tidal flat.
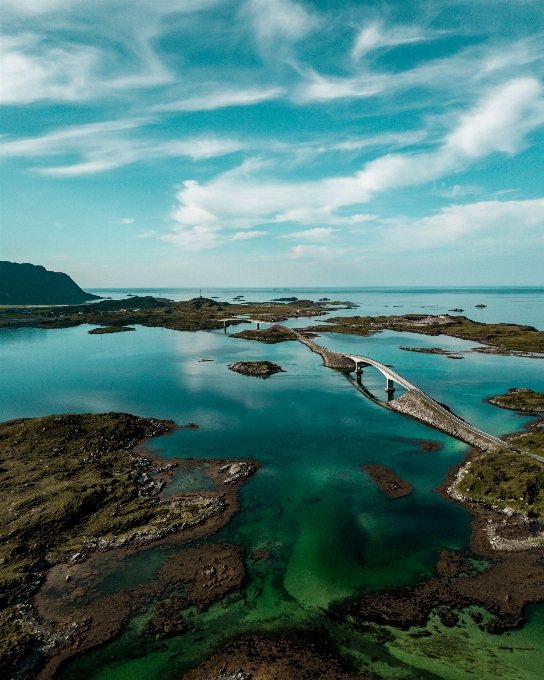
[1,287,544,680]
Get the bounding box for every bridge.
[219,318,544,462]
[344,353,544,463]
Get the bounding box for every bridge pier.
[256,322,260,330]
[385,378,395,393]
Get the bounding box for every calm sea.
[2,288,543,680]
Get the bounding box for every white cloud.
[167,78,544,236]
[245,0,315,47]
[382,198,544,252]
[352,21,428,61]
[445,77,544,157]
[231,230,268,240]
[289,244,347,259]
[162,225,221,250]
[153,87,285,112]
[285,227,335,240]
[118,218,134,224]
[296,35,544,104]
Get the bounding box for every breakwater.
[388,391,495,451]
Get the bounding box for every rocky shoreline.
[388,391,494,450]
[4,416,258,680]
[347,416,544,635]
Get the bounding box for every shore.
[348,416,544,634]
[3,414,257,680]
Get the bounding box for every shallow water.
[1,288,543,679]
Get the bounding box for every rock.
[227,361,285,377]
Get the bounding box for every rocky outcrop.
[228,361,285,377]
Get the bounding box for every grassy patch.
[302,314,544,353]
[0,412,218,672]
[488,388,544,412]
[232,326,297,343]
[454,431,544,518]
[0,607,36,674]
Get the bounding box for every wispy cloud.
[1,119,243,175]
[284,227,335,240]
[381,198,544,253]
[352,21,429,61]
[153,87,285,112]
[244,0,316,54]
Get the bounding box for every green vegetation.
[88,325,136,334]
[454,431,544,519]
[0,412,218,672]
[487,388,544,412]
[0,296,334,334]
[232,326,298,343]
[303,314,544,353]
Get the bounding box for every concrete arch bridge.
[220,318,543,461]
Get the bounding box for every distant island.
[0,261,100,305]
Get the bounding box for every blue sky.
[1,0,544,287]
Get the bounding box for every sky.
[1,0,544,287]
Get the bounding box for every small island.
[400,346,464,359]
[88,326,136,334]
[486,387,544,412]
[452,445,544,520]
[232,325,298,343]
[361,464,413,498]
[228,361,286,377]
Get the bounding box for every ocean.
[2,287,543,680]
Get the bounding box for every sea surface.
[1,288,544,680]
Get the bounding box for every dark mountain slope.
[0,261,100,304]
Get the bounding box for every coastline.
[348,415,544,635]
[5,415,258,680]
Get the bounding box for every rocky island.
[485,387,544,412]
[228,361,286,377]
[88,326,136,334]
[348,417,544,635]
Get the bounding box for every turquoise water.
[1,288,543,679]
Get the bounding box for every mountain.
[0,261,101,305]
